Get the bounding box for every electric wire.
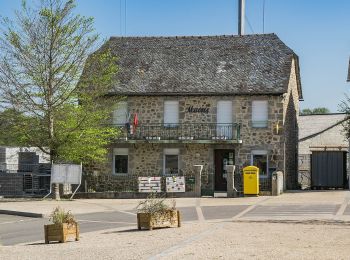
[245,15,255,34]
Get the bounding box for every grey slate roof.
[299,113,347,141]
[100,33,302,97]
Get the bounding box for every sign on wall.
[166,176,185,192]
[138,177,161,192]
[186,106,210,114]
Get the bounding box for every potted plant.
[136,193,181,230]
[44,206,79,244]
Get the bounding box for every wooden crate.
[137,210,181,230]
[44,222,80,244]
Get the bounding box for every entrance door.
[214,149,235,191]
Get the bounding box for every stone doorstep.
[213,192,228,198]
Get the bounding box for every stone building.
[87,33,303,191]
[298,114,348,189]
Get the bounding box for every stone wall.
[88,89,302,192]
[282,58,300,189]
[298,123,348,189]
[108,94,288,178]
[234,95,284,175]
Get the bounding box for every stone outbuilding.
[298,113,348,189]
[85,33,303,193]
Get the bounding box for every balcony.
[114,123,242,144]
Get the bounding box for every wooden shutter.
[113,102,128,125]
[217,101,233,138]
[252,101,268,127]
[164,101,179,126]
[217,101,233,124]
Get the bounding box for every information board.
[166,176,185,192]
[138,177,161,192]
[51,164,82,184]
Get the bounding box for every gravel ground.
[2,220,350,260]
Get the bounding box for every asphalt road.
[0,203,344,246]
[0,207,202,246]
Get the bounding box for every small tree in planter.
[44,207,79,244]
[136,193,181,230]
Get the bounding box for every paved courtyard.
[1,191,350,259]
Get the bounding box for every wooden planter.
[44,222,80,244]
[137,210,181,230]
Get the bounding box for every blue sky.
[1,0,349,112]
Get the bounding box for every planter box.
[44,222,79,244]
[137,210,181,230]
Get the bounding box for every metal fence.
[83,171,200,193]
[0,164,51,196]
[0,163,272,197]
[83,169,272,195]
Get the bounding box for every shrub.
[49,206,76,226]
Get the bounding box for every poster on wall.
[138,177,161,192]
[166,176,185,192]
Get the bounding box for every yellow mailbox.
[243,166,259,195]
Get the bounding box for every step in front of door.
[213,192,227,198]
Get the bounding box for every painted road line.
[232,197,271,220]
[116,210,137,216]
[335,193,350,218]
[195,198,205,222]
[76,219,135,224]
[148,222,226,260]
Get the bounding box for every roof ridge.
[109,33,276,40]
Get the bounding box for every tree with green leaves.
[0,0,120,199]
[300,107,330,115]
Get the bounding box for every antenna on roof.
[238,0,245,36]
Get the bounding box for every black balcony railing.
[113,123,241,142]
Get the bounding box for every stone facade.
[298,114,348,189]
[99,58,300,191]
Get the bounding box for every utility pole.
[238,0,245,36]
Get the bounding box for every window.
[163,148,179,175]
[252,100,268,128]
[113,101,128,126]
[113,148,128,174]
[164,101,179,127]
[251,150,268,176]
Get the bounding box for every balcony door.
[217,101,232,139]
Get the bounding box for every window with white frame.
[164,101,179,127]
[113,101,128,126]
[252,100,268,128]
[251,150,268,176]
[163,148,179,175]
[113,148,128,174]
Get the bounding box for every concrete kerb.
[0,209,44,218]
